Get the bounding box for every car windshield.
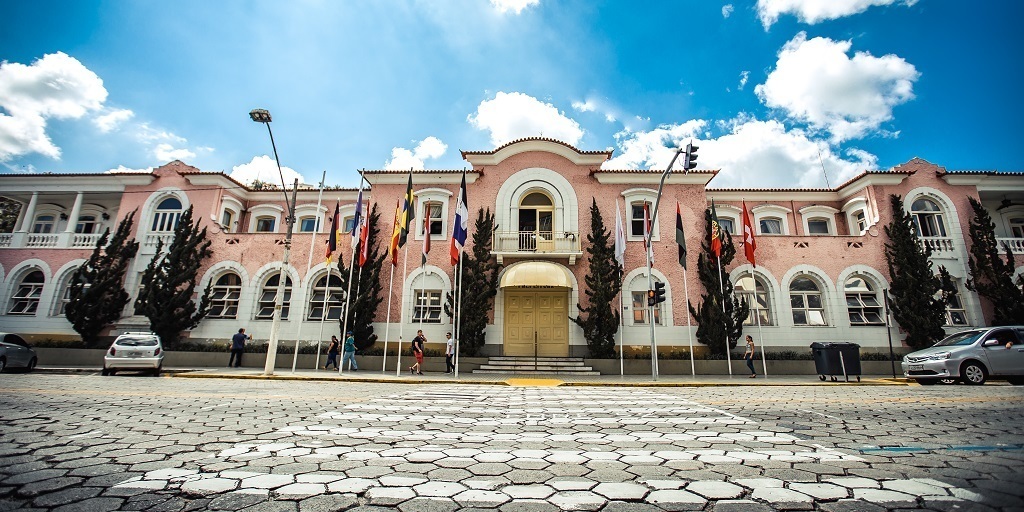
[116,337,159,347]
[933,330,984,347]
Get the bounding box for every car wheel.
[101,368,110,376]
[0,357,6,373]
[916,379,938,385]
[151,366,162,377]
[26,358,36,373]
[960,361,987,385]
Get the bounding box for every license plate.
[130,352,142,358]
[908,364,924,371]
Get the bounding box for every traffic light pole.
[645,147,685,381]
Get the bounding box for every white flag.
[614,200,626,267]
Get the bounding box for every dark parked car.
[0,333,38,373]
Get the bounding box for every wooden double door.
[503,289,569,357]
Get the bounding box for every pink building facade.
[2,139,1023,356]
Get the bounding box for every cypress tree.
[0,197,20,233]
[337,203,386,350]
[884,194,948,349]
[688,208,748,355]
[65,211,140,347]
[572,199,622,358]
[444,207,500,356]
[135,206,214,347]
[965,196,1024,325]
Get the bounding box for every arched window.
[208,273,242,319]
[807,217,831,235]
[33,215,55,234]
[75,215,98,234]
[9,270,45,315]
[790,277,826,326]
[911,198,947,238]
[1010,217,1024,238]
[422,201,443,236]
[256,274,292,320]
[759,216,784,235]
[852,210,868,235]
[299,216,319,233]
[151,197,183,232]
[734,275,772,326]
[845,276,883,325]
[519,192,555,250]
[54,271,85,316]
[308,273,344,320]
[943,278,968,326]
[255,216,276,233]
[629,276,665,326]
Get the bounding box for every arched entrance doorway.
[500,261,571,357]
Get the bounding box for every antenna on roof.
[817,148,832,188]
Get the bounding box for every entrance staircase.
[472,356,600,376]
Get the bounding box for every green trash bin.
[810,342,861,382]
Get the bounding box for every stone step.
[483,360,588,367]
[488,356,585,362]
[477,364,597,372]
[472,369,602,376]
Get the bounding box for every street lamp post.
[249,108,299,376]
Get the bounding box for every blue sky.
[1,0,1021,189]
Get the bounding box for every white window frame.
[247,205,284,233]
[630,290,663,326]
[416,188,452,241]
[307,272,343,321]
[735,274,773,326]
[799,205,838,236]
[622,189,660,242]
[208,273,243,319]
[910,198,948,238]
[789,276,828,326]
[256,274,292,320]
[150,197,183,233]
[943,280,969,326]
[220,196,244,233]
[413,290,444,324]
[842,197,870,236]
[844,275,884,326]
[298,216,319,233]
[8,269,45,315]
[752,204,791,235]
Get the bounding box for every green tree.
[964,196,1024,325]
[338,203,385,350]
[65,211,140,346]
[572,199,622,358]
[444,207,500,356]
[884,194,948,350]
[0,197,20,232]
[135,206,214,347]
[688,208,748,355]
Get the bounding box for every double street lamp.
[249,108,299,376]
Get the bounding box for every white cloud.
[603,120,707,171]
[490,0,539,15]
[738,71,750,90]
[384,136,449,170]
[757,0,918,29]
[106,165,153,174]
[154,143,196,162]
[754,32,918,142]
[469,92,584,147]
[231,155,307,187]
[571,100,595,113]
[0,52,108,160]
[722,4,734,18]
[604,116,875,188]
[93,108,134,133]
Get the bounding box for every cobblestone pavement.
[1,374,1022,511]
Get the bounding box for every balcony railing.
[919,236,955,254]
[0,234,11,248]
[491,230,582,264]
[997,237,1024,254]
[26,234,60,248]
[71,233,103,249]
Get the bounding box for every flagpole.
[618,281,624,377]
[454,255,464,378]
[382,263,395,372]
[450,251,459,378]
[614,200,626,378]
[317,268,332,370]
[716,254,732,376]
[751,266,768,378]
[396,243,409,376]
[683,267,695,376]
[291,170,326,372]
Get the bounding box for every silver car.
[103,332,164,376]
[902,326,1024,385]
[0,333,38,373]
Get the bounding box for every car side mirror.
[982,339,1001,347]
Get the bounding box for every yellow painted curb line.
[506,378,563,387]
[171,372,510,386]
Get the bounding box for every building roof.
[460,137,614,159]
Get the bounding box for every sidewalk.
[37,365,910,386]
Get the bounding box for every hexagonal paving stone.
[379,476,429,487]
[474,452,515,463]
[326,477,376,494]
[275,483,326,496]
[453,489,511,507]
[502,484,555,499]
[241,474,294,490]
[684,481,744,499]
[750,487,814,510]
[644,489,707,511]
[466,463,513,476]
[397,496,460,512]
[788,483,850,501]
[548,478,597,491]
[413,481,468,498]
[852,488,917,505]
[592,482,649,500]
[181,477,238,494]
[365,486,416,506]
[548,491,607,511]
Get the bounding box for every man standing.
[342,331,358,371]
[409,329,426,375]
[444,332,455,374]
[230,328,250,368]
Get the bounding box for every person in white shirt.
[445,332,456,374]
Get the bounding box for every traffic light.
[653,281,667,304]
[647,288,656,307]
[683,142,699,170]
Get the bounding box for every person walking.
[743,334,757,378]
[229,328,250,368]
[342,331,358,371]
[324,335,340,370]
[409,329,426,375]
[444,332,455,374]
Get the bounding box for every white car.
[901,326,1024,385]
[103,332,164,376]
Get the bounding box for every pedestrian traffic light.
[647,288,656,307]
[683,142,699,170]
[653,281,667,304]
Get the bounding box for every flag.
[643,202,654,265]
[675,202,687,270]
[710,200,723,258]
[389,200,402,267]
[358,203,371,267]
[613,200,626,267]
[450,171,469,266]
[325,201,340,263]
[741,200,757,267]
[421,214,431,266]
[398,173,415,248]
[350,188,363,249]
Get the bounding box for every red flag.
[710,200,723,258]
[389,200,401,267]
[421,213,431,265]
[358,204,371,267]
[325,202,340,263]
[742,200,757,267]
